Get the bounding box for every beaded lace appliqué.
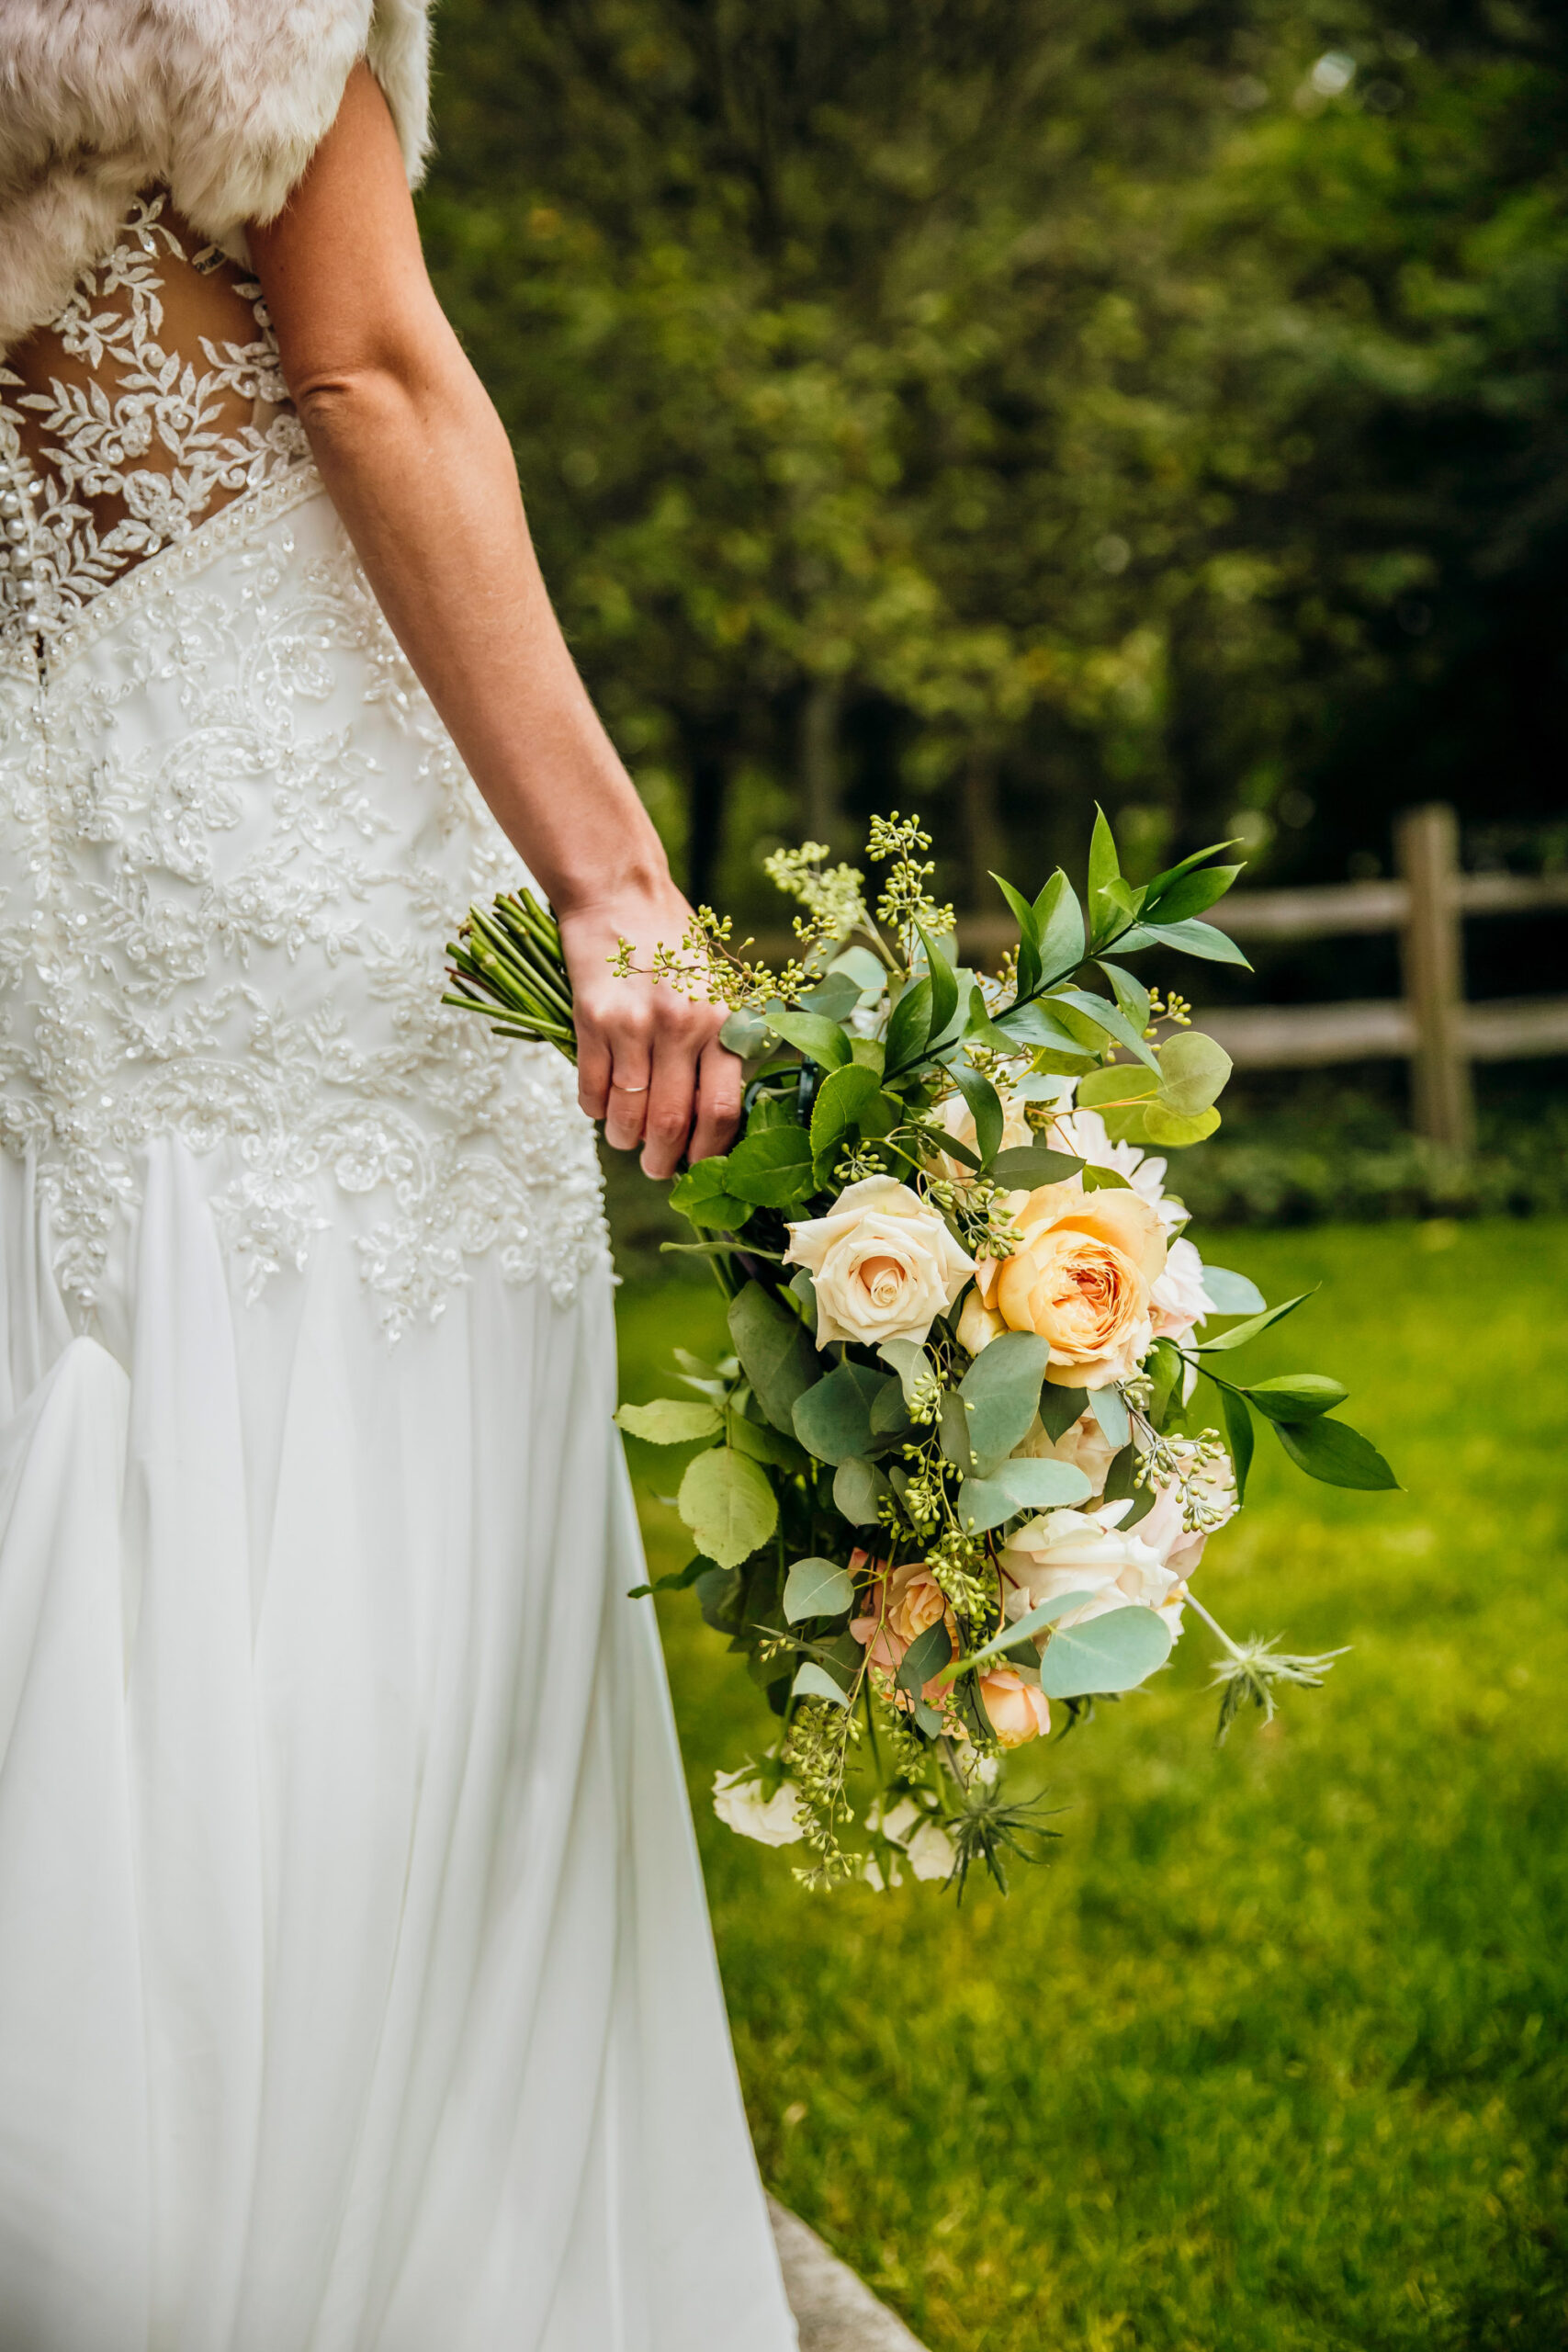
[0,199,608,1335]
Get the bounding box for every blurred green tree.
[420,0,1568,925]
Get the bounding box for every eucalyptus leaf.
[827,944,887,997]
[728,1282,820,1435]
[951,1589,1099,1678]
[958,1329,1052,1464]
[1140,1104,1221,1148]
[1201,1265,1267,1316]
[1089,1385,1131,1449]
[877,1336,931,1407]
[793,1362,892,1463]
[784,1556,856,1623]
[791,1661,851,1708]
[832,1454,888,1524]
[1038,1605,1173,1699]
[956,1454,1091,1534]
[614,1397,723,1444]
[677,1446,779,1569]
[938,1387,975,1472]
[1156,1029,1233,1117]
[718,1006,773,1058]
[796,971,863,1023]
[1077,1062,1159,1109]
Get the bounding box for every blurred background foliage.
[422,0,1567,1211]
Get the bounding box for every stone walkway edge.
[769,2199,930,2351]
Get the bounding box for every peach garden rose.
[967,1174,1167,1387]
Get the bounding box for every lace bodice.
[0,199,608,1336]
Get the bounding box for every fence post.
[1396,803,1474,1153]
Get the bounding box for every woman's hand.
[558,879,744,1180]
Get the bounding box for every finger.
[603,1059,652,1153]
[688,1037,745,1164]
[577,1018,613,1125]
[639,1023,703,1182]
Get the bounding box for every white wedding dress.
[0,196,796,2352]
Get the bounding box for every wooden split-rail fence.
[938,804,1564,1153]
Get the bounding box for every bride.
[0,5,797,2346]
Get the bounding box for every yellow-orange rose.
[976,1668,1050,1748]
[973,1176,1166,1388]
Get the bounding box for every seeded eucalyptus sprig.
[444,887,578,1059]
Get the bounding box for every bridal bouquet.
[446,811,1394,1894]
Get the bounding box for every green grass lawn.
[615,1219,1568,2352]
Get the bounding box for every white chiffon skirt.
[0,1132,797,2352]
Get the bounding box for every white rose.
[998,1498,1187,1637]
[905,1820,957,1883]
[1053,1107,1189,1236]
[712,1770,806,1848]
[1150,1235,1210,1342]
[784,1175,975,1349]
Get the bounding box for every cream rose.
[874,1796,957,1883]
[972,1175,1166,1388]
[998,1498,1186,1637]
[1150,1235,1210,1343]
[785,1175,974,1349]
[712,1770,806,1848]
[1010,1403,1122,1496]
[977,1668,1051,1748]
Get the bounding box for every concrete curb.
[769,2199,930,2351]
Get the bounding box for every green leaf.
[1148,863,1245,923]
[1052,988,1160,1070]
[791,1661,850,1708]
[728,1282,820,1434]
[796,971,863,1023]
[1089,1385,1130,1449]
[990,874,1043,998]
[949,1062,1004,1166]
[951,1589,1099,1678]
[1081,1164,1132,1192]
[1146,1336,1185,1430]
[994,999,1095,1055]
[746,1091,797,1133]
[793,1362,893,1464]
[938,1387,975,1472]
[884,975,934,1074]
[958,1330,1053,1467]
[869,1377,913,1437]
[1195,1292,1313,1352]
[669,1156,754,1231]
[784,1556,855,1623]
[807,1060,883,1165]
[694,1564,742,1634]
[1088,803,1120,907]
[1246,1374,1349,1424]
[1038,1383,1089,1441]
[1275,1417,1399,1489]
[728,1411,810,1472]
[626,1555,708,1600]
[989,1146,1086,1185]
[1134,918,1251,967]
[766,1004,852,1070]
[1139,1104,1221,1148]
[955,1454,1091,1534]
[1201,1266,1267,1315]
[897,1618,953,1699]
[1077,1062,1160,1110]
[1097,960,1152,1040]
[828,944,886,996]
[1142,837,1243,904]
[724,1125,817,1207]
[677,1446,779,1568]
[832,1454,888,1524]
[1033,869,1087,982]
[1038,1605,1173,1699]
[916,925,959,1041]
[1219,1384,1255,1502]
[614,1397,723,1444]
[877,1336,931,1407]
[1156,1030,1233,1117]
[788,1266,818,1335]
[718,1007,773,1057]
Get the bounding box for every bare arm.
[247,63,739,1177]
